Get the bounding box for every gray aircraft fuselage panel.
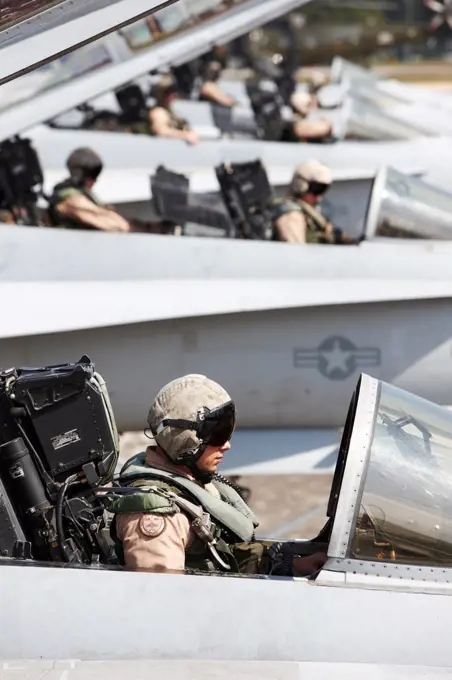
[3,279,450,338]
[2,225,452,283]
[2,296,452,432]
[27,125,451,194]
[1,555,452,665]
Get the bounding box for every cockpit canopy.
[364,166,452,240]
[328,374,452,572]
[330,56,452,111]
[340,95,434,141]
[330,56,380,86]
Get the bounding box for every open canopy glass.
[326,374,452,577]
[331,56,452,110]
[342,95,434,141]
[364,166,452,240]
[351,381,452,567]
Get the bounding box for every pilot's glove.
[185,130,199,146]
[264,543,327,577]
[292,551,328,576]
[331,227,362,245]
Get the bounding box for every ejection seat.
[215,159,275,240]
[0,137,47,226]
[114,83,150,128]
[245,78,286,141]
[150,166,233,238]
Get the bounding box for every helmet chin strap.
[161,441,214,484]
[191,461,214,485]
[182,442,215,484]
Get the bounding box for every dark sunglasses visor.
[308,181,329,196]
[198,401,236,446]
[86,164,103,181]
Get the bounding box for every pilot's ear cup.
[290,176,309,196]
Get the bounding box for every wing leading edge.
[6,279,452,339]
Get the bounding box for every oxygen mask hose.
[56,473,79,562]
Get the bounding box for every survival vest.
[269,197,351,244]
[48,179,102,230]
[107,452,266,574]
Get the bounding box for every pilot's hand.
[292,551,328,576]
[110,222,130,233]
[324,221,335,239]
[338,232,355,244]
[185,130,199,146]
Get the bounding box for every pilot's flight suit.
[269,197,352,244]
[127,108,189,135]
[48,179,103,229]
[110,447,286,575]
[109,373,327,577]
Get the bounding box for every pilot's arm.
[320,220,357,245]
[55,193,131,232]
[292,118,333,142]
[199,81,236,107]
[148,107,199,145]
[116,512,191,572]
[274,210,307,243]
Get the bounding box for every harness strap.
[98,485,231,571]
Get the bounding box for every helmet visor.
[198,400,236,446]
[157,400,236,448]
[86,163,103,181]
[308,181,329,196]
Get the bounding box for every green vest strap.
[117,453,258,541]
[300,200,329,231]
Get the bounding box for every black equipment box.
[0,137,44,213]
[0,356,119,482]
[215,159,274,240]
[151,165,232,235]
[115,84,148,123]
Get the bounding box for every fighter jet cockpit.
[0,352,451,594]
[363,166,452,240]
[321,373,452,582]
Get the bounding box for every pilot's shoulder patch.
[57,187,81,201]
[139,514,166,538]
[268,198,301,220]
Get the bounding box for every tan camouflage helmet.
[153,73,178,106]
[289,90,313,117]
[290,159,332,196]
[307,68,328,92]
[147,374,233,462]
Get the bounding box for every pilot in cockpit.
[197,45,237,109]
[147,76,200,146]
[109,374,328,576]
[48,148,132,233]
[269,160,358,244]
[48,147,173,234]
